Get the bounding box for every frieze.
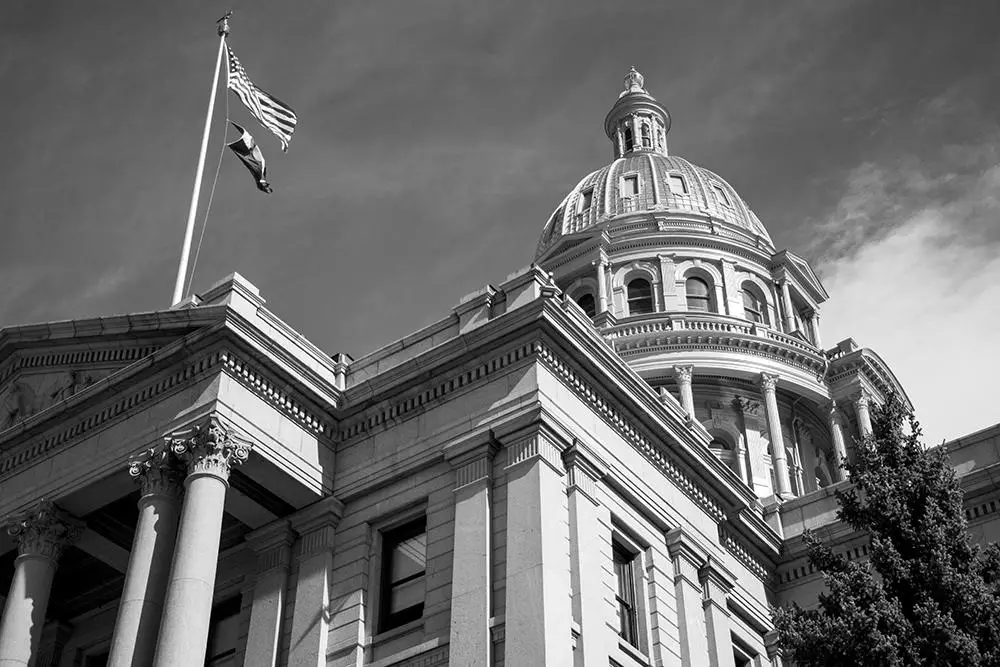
[0,343,161,388]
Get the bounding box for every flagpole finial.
[217,11,232,37]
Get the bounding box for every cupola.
[603,67,671,159]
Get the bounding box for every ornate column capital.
[760,372,779,393]
[826,402,842,425]
[128,446,186,501]
[165,415,252,483]
[854,392,871,410]
[7,501,84,562]
[673,365,694,384]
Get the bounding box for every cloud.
[815,136,1000,446]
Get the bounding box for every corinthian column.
[854,393,873,438]
[778,280,795,333]
[151,417,252,667]
[0,502,83,667]
[107,448,185,667]
[827,404,848,481]
[673,365,695,416]
[760,373,792,498]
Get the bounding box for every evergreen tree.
[773,397,1000,666]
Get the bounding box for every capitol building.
[1,68,998,667]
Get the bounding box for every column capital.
[500,421,568,475]
[826,402,843,424]
[764,629,784,661]
[853,392,872,409]
[665,527,708,569]
[562,444,605,503]
[445,432,500,490]
[290,497,344,558]
[698,556,736,600]
[166,415,252,483]
[245,519,296,576]
[760,372,779,393]
[673,365,694,384]
[129,446,186,501]
[7,501,84,562]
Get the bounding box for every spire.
[604,67,671,159]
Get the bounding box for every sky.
[1,1,998,446]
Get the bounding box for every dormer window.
[712,184,731,207]
[578,188,594,212]
[641,123,651,148]
[624,174,639,196]
[668,174,687,195]
[624,126,634,151]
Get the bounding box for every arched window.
[641,123,651,148]
[709,436,740,476]
[575,293,596,318]
[685,277,712,312]
[626,278,654,315]
[741,284,768,324]
[624,126,634,151]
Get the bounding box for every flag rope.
[185,91,231,297]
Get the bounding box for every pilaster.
[666,528,709,667]
[445,436,499,667]
[288,497,344,667]
[244,520,297,667]
[699,559,736,667]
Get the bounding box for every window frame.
[741,285,768,325]
[685,276,712,312]
[668,173,688,195]
[378,516,428,634]
[613,542,640,647]
[624,126,634,151]
[712,183,731,207]
[578,188,594,213]
[623,173,640,197]
[609,527,651,660]
[626,278,655,316]
[574,292,597,318]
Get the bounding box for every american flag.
[226,46,297,152]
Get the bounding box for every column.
[778,280,795,333]
[34,622,73,667]
[827,405,848,481]
[809,311,822,348]
[563,448,613,667]
[151,417,252,667]
[595,259,609,315]
[631,114,641,152]
[615,127,624,158]
[503,424,573,666]
[0,502,83,667]
[854,393,873,438]
[107,448,185,667]
[445,440,498,666]
[760,374,792,498]
[287,497,343,667]
[658,254,678,310]
[674,365,695,416]
[665,529,708,667]
[244,520,296,667]
[699,559,736,667]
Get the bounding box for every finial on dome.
[621,66,646,97]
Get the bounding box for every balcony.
[602,312,828,386]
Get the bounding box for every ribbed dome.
[536,153,773,257]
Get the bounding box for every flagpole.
[171,14,231,305]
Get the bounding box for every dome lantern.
[604,66,671,160]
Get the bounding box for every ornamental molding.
[218,349,332,438]
[719,524,770,582]
[6,500,84,561]
[391,646,449,667]
[166,415,252,482]
[533,340,726,522]
[613,336,826,378]
[0,349,225,481]
[0,343,163,389]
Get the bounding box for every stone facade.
[0,70,997,667]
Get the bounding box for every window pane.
[713,184,730,206]
[668,174,687,195]
[390,575,425,614]
[625,175,639,195]
[580,189,593,211]
[390,533,426,583]
[576,293,596,318]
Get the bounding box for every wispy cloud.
[815,116,1000,444]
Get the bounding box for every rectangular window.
[613,542,639,648]
[206,596,241,665]
[712,184,731,206]
[380,517,427,632]
[624,174,639,196]
[579,188,594,212]
[668,174,688,195]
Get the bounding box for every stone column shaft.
[0,503,82,667]
[666,530,708,667]
[809,312,823,348]
[107,453,184,667]
[152,417,252,667]
[828,407,848,481]
[596,261,609,315]
[674,365,695,416]
[760,374,792,497]
[855,394,873,438]
[778,280,795,333]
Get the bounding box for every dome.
[536,69,773,258]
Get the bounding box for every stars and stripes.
[226,46,297,151]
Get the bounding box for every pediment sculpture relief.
[0,369,113,431]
